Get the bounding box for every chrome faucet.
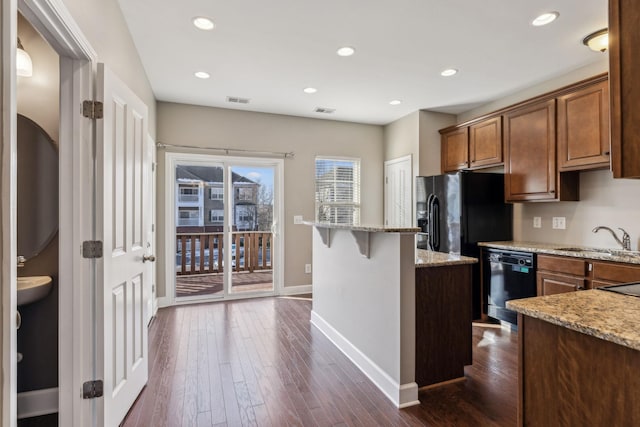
[592,226,631,251]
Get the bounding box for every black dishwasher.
[483,248,536,326]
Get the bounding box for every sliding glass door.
[169,153,282,302]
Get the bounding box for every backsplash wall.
[514,169,640,251]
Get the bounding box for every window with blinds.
[315,157,361,225]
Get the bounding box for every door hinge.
[82,240,103,258]
[82,100,104,119]
[82,380,104,399]
[152,162,156,172]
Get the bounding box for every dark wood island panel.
[415,264,473,387]
[518,315,640,426]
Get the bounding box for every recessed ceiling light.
[440,68,458,77]
[336,46,355,57]
[193,17,215,30]
[194,71,210,79]
[389,100,402,106]
[532,12,559,27]
[303,87,318,94]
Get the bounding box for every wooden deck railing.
[176,231,272,275]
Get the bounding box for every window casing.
[209,209,224,222]
[210,187,223,200]
[315,157,361,225]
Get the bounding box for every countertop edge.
[479,241,640,265]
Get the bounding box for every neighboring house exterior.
[176,165,260,231]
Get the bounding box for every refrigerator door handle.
[432,196,440,251]
[426,194,434,250]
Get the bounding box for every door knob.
[143,254,156,263]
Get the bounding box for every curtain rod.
[156,142,295,159]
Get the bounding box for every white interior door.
[384,155,413,227]
[96,63,150,426]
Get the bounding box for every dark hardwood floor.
[122,297,517,427]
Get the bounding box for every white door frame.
[163,151,284,306]
[3,0,97,425]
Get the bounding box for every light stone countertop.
[507,290,640,351]
[415,249,477,268]
[303,221,419,233]
[479,241,640,265]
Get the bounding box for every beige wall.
[384,111,419,164]
[456,56,640,251]
[60,0,157,137]
[156,102,384,295]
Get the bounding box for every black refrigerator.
[416,171,513,319]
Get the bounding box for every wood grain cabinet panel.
[536,255,588,296]
[519,315,640,426]
[610,0,640,178]
[440,127,469,172]
[592,261,640,283]
[557,79,610,171]
[537,271,586,296]
[469,117,503,168]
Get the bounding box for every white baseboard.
[17,387,58,419]
[310,311,419,408]
[279,284,312,296]
[157,295,172,308]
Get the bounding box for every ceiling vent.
[314,107,336,114]
[226,96,251,104]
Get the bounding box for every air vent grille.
[226,96,251,104]
[314,107,336,114]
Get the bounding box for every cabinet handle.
[604,151,610,155]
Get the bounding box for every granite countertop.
[507,290,640,351]
[479,241,640,265]
[303,221,419,233]
[415,249,477,268]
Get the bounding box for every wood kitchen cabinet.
[537,254,640,295]
[440,127,469,172]
[440,117,503,173]
[609,0,640,178]
[469,116,503,168]
[504,100,579,202]
[518,315,640,426]
[557,77,610,171]
[537,255,588,295]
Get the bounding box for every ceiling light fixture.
[389,100,402,106]
[532,11,559,27]
[440,68,458,77]
[303,87,317,94]
[193,16,215,30]
[194,71,210,79]
[16,38,33,77]
[336,46,355,57]
[583,28,608,52]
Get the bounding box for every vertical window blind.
[315,157,361,225]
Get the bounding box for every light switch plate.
[533,217,542,228]
[305,264,312,274]
[552,217,566,230]
[294,215,303,224]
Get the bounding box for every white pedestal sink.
[17,276,52,306]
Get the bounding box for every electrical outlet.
[305,264,312,274]
[533,217,542,228]
[552,217,566,230]
[294,215,303,224]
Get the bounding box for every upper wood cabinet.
[557,78,610,171]
[610,0,640,178]
[440,117,503,173]
[441,127,469,172]
[504,100,578,202]
[469,116,503,168]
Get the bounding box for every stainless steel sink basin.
[17,276,52,306]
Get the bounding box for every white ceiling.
[117,0,608,125]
